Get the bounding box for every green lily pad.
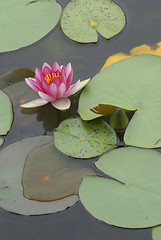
[152,225,161,240]
[22,139,95,201]
[60,0,126,43]
[0,0,62,52]
[80,147,161,228]
[0,138,4,146]
[0,90,13,146]
[54,117,117,158]
[79,55,161,148]
[0,136,78,215]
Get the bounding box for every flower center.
[44,72,61,84]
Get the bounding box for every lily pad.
[0,0,62,52]
[0,68,35,89]
[152,225,161,240]
[79,55,161,148]
[0,90,13,146]
[22,139,95,201]
[80,147,161,228]
[0,138,4,146]
[60,0,126,43]
[0,136,78,215]
[101,41,161,71]
[54,117,117,158]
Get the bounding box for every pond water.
[0,0,161,239]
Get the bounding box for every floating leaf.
[101,52,130,71]
[131,42,161,57]
[54,117,117,158]
[0,70,41,143]
[80,147,161,228]
[0,0,62,52]
[0,68,34,89]
[22,139,95,201]
[60,0,126,43]
[0,136,78,215]
[0,90,13,146]
[79,55,161,148]
[0,138,4,146]
[152,225,161,240]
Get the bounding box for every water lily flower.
[21,62,90,110]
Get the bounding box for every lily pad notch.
[60,0,126,43]
[80,147,161,228]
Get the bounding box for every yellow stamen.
[44,72,61,84]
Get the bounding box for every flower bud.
[110,108,129,130]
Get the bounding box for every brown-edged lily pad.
[79,55,161,148]
[22,139,95,201]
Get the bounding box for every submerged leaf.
[0,68,34,89]
[0,0,62,52]
[80,147,161,228]
[22,139,95,201]
[0,136,78,215]
[60,0,126,43]
[54,116,117,158]
[79,55,161,148]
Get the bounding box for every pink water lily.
[21,61,90,110]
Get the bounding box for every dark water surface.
[0,0,161,239]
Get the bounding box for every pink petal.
[54,77,61,87]
[52,61,61,72]
[65,80,80,97]
[35,75,43,89]
[42,66,51,76]
[38,91,56,102]
[42,62,52,73]
[41,80,51,94]
[35,68,44,82]
[52,98,71,110]
[57,83,66,98]
[66,78,90,96]
[65,63,72,79]
[65,68,73,90]
[47,82,58,97]
[25,78,42,93]
[21,98,48,108]
[60,66,66,83]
